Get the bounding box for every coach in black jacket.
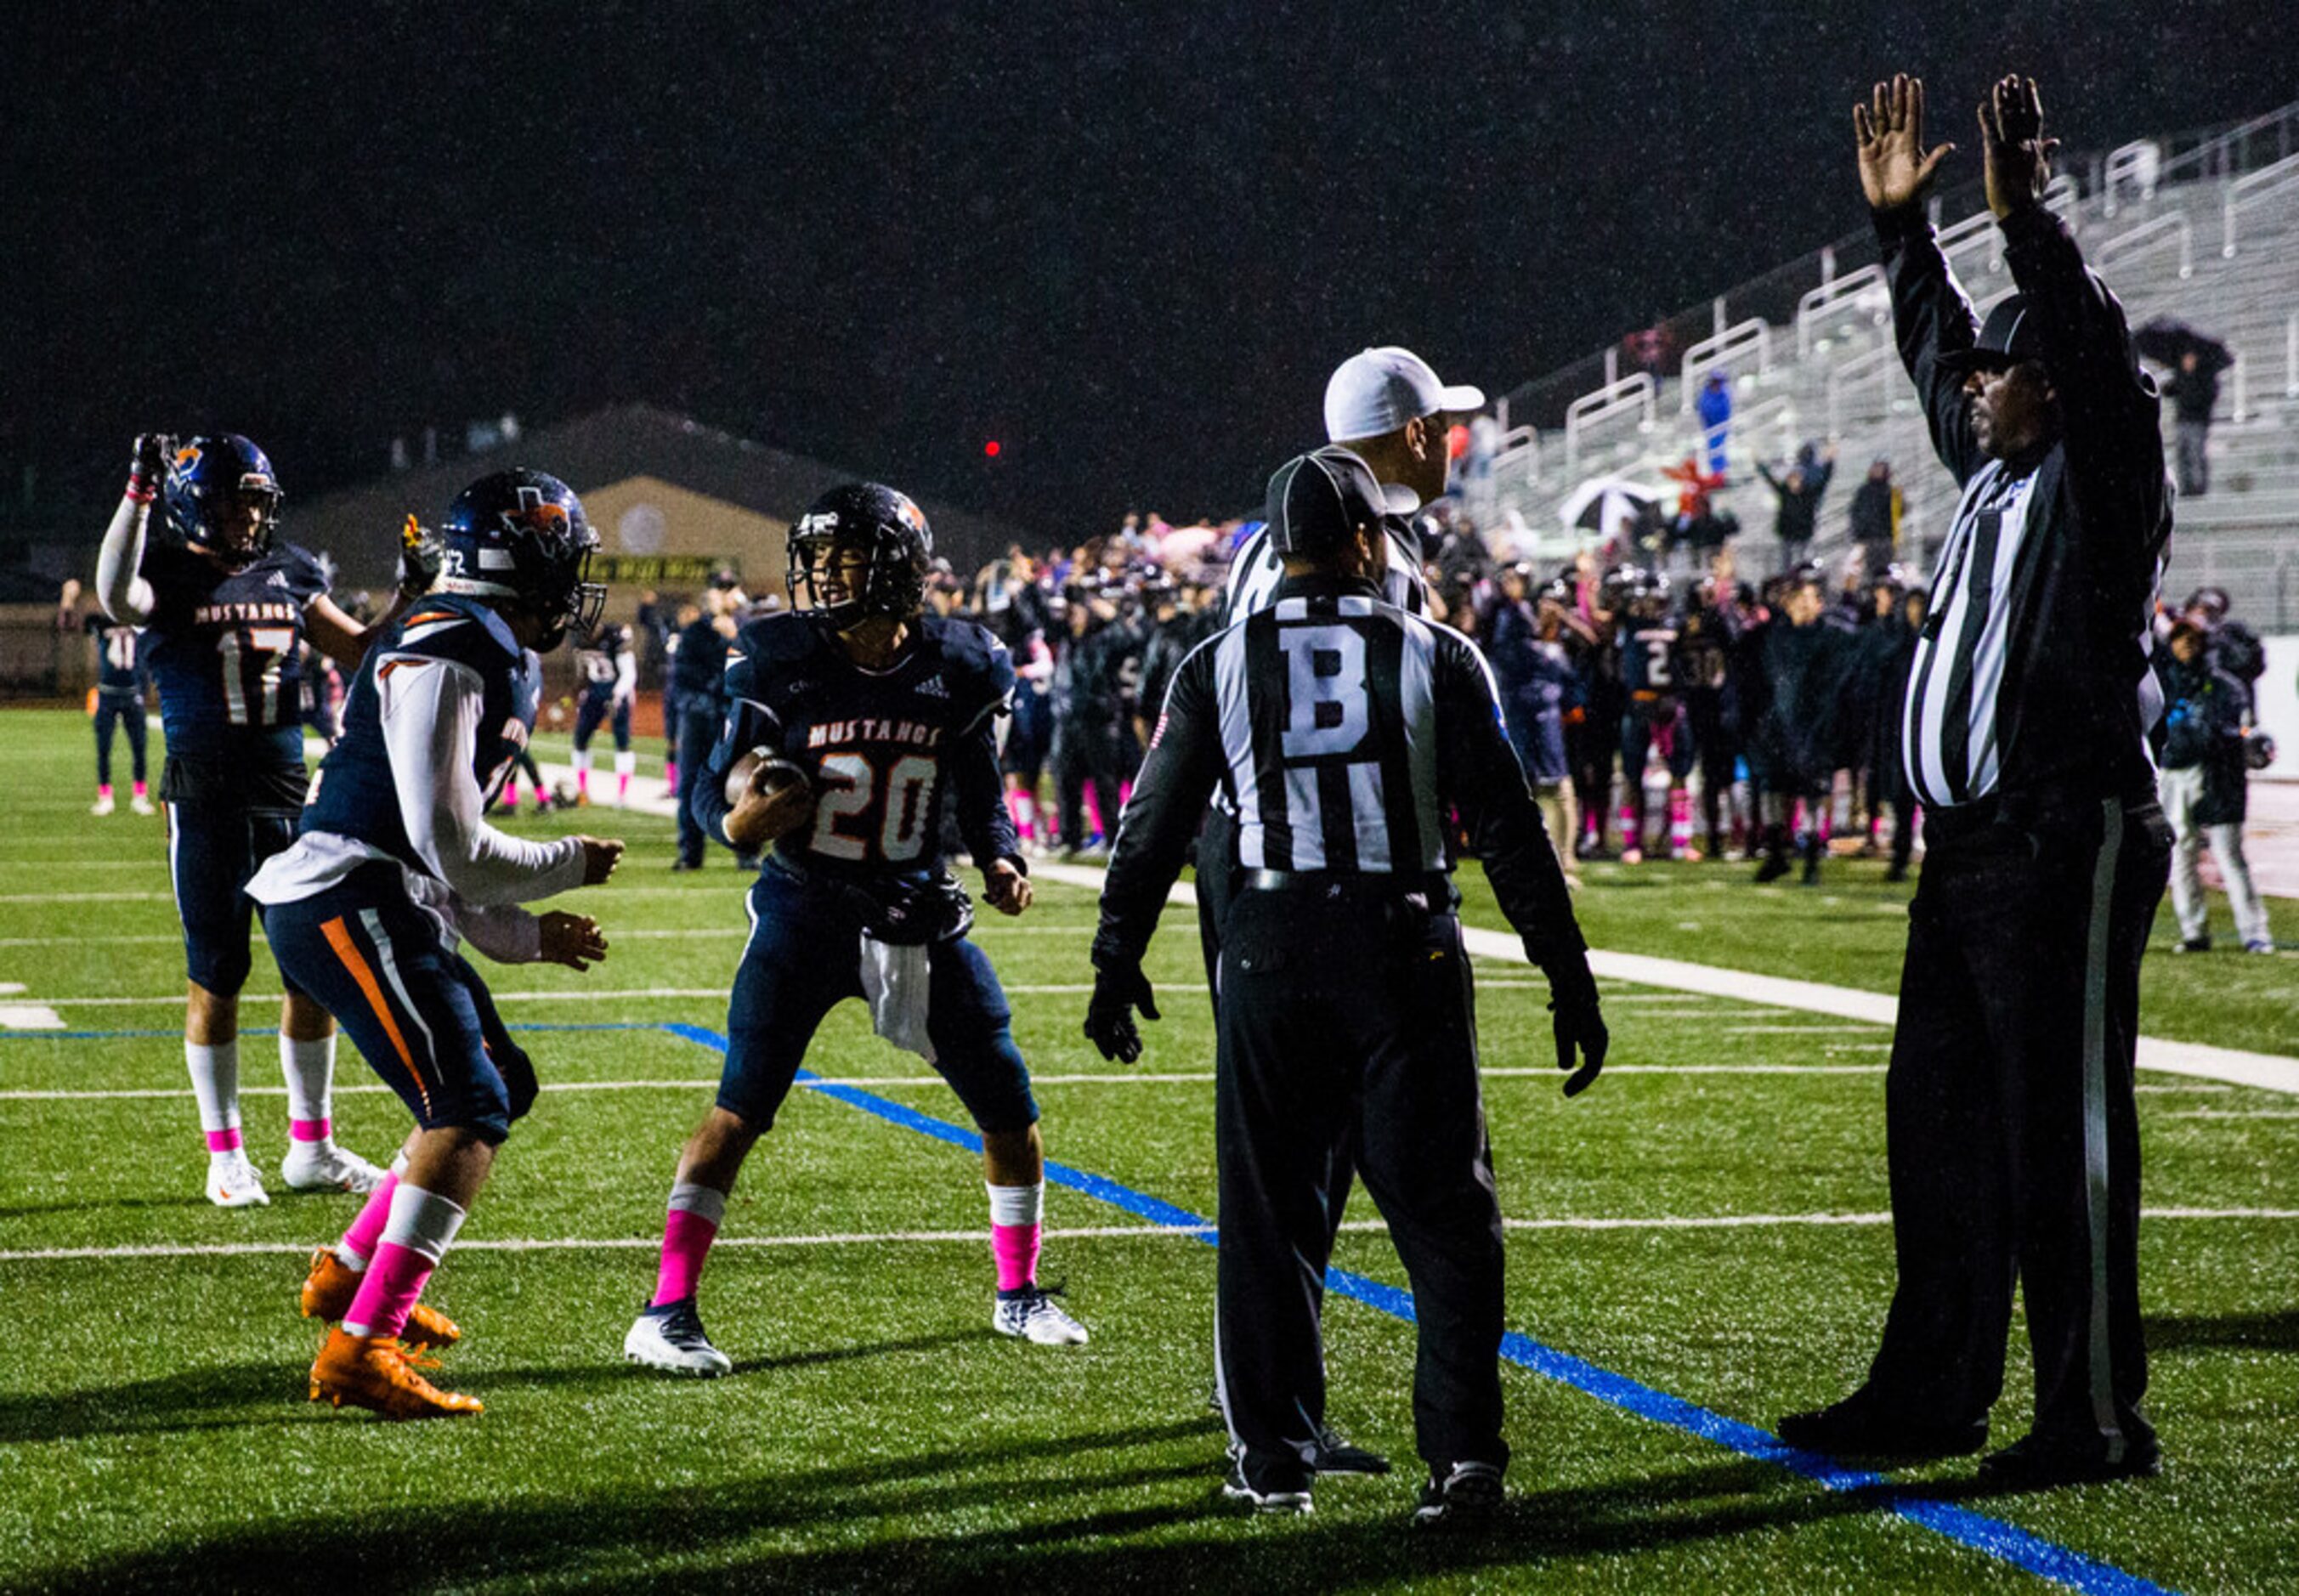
[1084,447,1605,1523]
[1778,75,2174,1488]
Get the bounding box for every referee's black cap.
[1938,293,2046,375]
[1264,446,1419,557]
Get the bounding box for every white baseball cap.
[1323,347,1486,444]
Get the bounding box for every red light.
[983,439,1001,457]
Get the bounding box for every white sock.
[280,1033,335,1130]
[572,747,594,774]
[186,1040,240,1138]
[381,1182,467,1263]
[667,1181,729,1224]
[614,750,637,779]
[986,1180,1044,1228]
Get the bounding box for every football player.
[625,482,1087,1376]
[84,606,156,815]
[93,433,427,1207]
[247,467,624,1419]
[570,618,637,806]
[1614,571,1702,863]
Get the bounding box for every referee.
[1087,447,1606,1522]
[1779,76,2174,1487]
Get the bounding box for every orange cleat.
[299,1246,464,1351]
[309,1327,483,1420]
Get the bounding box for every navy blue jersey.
[696,613,1018,880]
[576,623,630,699]
[1620,623,1682,700]
[85,614,150,696]
[303,596,537,869]
[138,537,329,806]
[671,615,732,703]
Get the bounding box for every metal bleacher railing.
[1469,95,2299,625]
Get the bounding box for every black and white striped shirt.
[1901,462,2040,808]
[1093,574,1584,976]
[1223,518,1428,622]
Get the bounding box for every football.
[723,748,815,843]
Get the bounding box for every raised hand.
[1853,74,1955,212]
[537,911,609,971]
[1979,74,2057,220]
[577,835,626,886]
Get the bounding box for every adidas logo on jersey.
[915,674,950,699]
[265,570,291,588]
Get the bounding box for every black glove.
[1083,960,1160,1065]
[128,433,174,501]
[1547,961,1607,1097]
[398,513,445,600]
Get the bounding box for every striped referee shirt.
[1092,574,1584,976]
[1900,461,2040,808]
[1223,517,1429,621]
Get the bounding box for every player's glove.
[1547,959,1608,1097]
[398,513,446,600]
[1083,959,1160,1065]
[127,433,174,503]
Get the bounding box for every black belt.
[1240,868,1450,898]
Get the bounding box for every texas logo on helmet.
[500,484,572,540]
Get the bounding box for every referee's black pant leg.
[1868,848,2016,1423]
[1213,910,1356,1485]
[1985,799,2166,1453]
[1353,913,1508,1473]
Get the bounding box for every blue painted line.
[0,1021,667,1043]
[662,1019,2172,1596]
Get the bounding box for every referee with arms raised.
[1086,446,1606,1522]
[1780,74,2174,1486]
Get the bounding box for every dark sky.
[5,2,2291,539]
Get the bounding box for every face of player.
[1786,584,1825,626]
[799,540,872,614]
[207,490,276,560]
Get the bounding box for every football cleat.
[625,1298,733,1377]
[281,1140,388,1195]
[993,1283,1090,1345]
[130,794,158,816]
[309,1327,483,1420]
[1222,1449,1313,1515]
[1413,1460,1505,1526]
[207,1150,271,1208]
[1311,1425,1392,1476]
[299,1247,463,1351]
[90,793,116,816]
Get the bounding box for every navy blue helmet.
[438,468,604,648]
[786,482,932,629]
[163,435,281,565]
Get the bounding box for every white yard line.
[1028,861,2299,1095]
[8,1205,2296,1265]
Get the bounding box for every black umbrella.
[2135,316,2234,374]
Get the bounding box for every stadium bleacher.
[1475,99,2299,625]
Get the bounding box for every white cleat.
[91,794,116,816]
[625,1299,733,1376]
[207,1150,271,1208]
[993,1284,1090,1345]
[130,794,158,816]
[280,1140,388,1194]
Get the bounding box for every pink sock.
[339,1172,399,1267]
[665,761,679,791]
[617,772,631,801]
[343,1241,435,1340]
[291,1118,331,1143]
[1083,785,1106,839]
[204,1128,243,1153]
[133,779,147,798]
[97,783,113,800]
[652,1183,727,1306]
[576,770,591,796]
[992,1224,1041,1292]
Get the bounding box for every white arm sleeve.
[401,869,543,964]
[380,658,588,907]
[94,494,156,625]
[614,649,637,704]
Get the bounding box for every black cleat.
[1413,1460,1503,1526]
[1221,1449,1313,1515]
[1776,1393,1987,1460]
[1976,1430,2160,1489]
[1310,1425,1391,1476]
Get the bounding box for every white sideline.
[8,1205,2297,1265]
[1028,861,2299,1095]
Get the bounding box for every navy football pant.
[262,866,535,1144]
[573,689,631,752]
[167,802,300,995]
[674,708,721,866]
[93,693,148,787]
[716,857,1038,1135]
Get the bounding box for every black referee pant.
[1865,790,2170,1457]
[1213,883,1507,1489]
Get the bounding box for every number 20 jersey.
[138,536,328,807]
[703,612,1018,880]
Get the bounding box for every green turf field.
[2,708,2294,1593]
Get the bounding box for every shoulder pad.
[734,611,824,666]
[273,541,331,600]
[392,596,521,669]
[922,614,1014,700]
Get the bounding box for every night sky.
[5,2,2291,540]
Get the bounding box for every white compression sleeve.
[94,493,156,625]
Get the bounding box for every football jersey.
[85,614,149,696]
[303,596,537,871]
[1621,622,1682,699]
[576,624,630,695]
[138,537,329,805]
[702,613,1016,880]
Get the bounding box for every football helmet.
[164,435,281,565]
[438,468,605,648]
[786,482,932,629]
